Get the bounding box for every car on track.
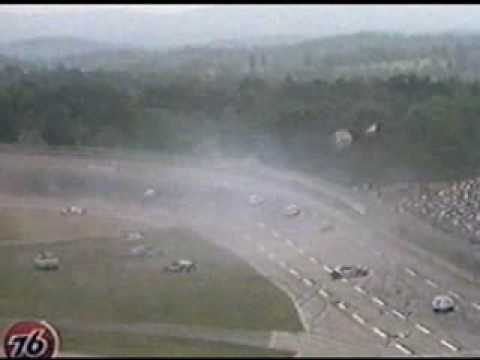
[124,231,146,241]
[283,204,301,217]
[34,251,60,271]
[61,205,87,216]
[164,259,196,273]
[432,295,455,313]
[248,194,265,206]
[330,265,369,280]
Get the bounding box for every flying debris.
[432,295,455,313]
[142,188,159,204]
[365,122,380,136]
[333,129,353,150]
[34,251,60,271]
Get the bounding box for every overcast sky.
[0,5,207,14]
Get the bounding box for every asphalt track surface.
[2,152,480,357]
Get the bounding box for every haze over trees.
[3,6,480,184]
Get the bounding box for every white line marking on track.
[285,239,294,247]
[371,297,386,307]
[439,339,459,352]
[372,327,388,339]
[302,278,313,287]
[472,302,480,311]
[271,230,280,238]
[289,268,300,278]
[351,313,366,325]
[415,323,431,335]
[425,279,439,288]
[318,288,330,298]
[323,265,333,273]
[297,247,305,255]
[309,257,318,264]
[257,222,266,228]
[278,261,287,269]
[354,286,367,295]
[257,244,265,252]
[267,253,276,260]
[337,301,348,310]
[448,291,461,300]
[391,309,407,320]
[405,268,417,277]
[394,342,414,355]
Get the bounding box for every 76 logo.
[3,321,60,359]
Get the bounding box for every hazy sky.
[0,5,207,14]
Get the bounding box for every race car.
[61,205,87,216]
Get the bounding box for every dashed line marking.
[297,247,305,255]
[278,261,287,269]
[425,279,439,289]
[285,239,294,247]
[289,268,300,278]
[271,230,280,238]
[439,339,459,352]
[267,253,276,260]
[309,257,318,264]
[391,309,407,320]
[257,222,266,228]
[336,301,348,310]
[354,286,367,295]
[257,244,265,253]
[318,288,330,298]
[448,291,461,300]
[394,342,414,355]
[415,323,431,335]
[405,268,417,277]
[351,312,366,325]
[472,302,480,311]
[302,278,314,287]
[372,327,388,339]
[323,265,333,274]
[371,296,386,307]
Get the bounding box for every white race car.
[61,206,87,216]
[283,204,301,217]
[248,194,265,207]
[432,295,455,313]
[34,251,60,271]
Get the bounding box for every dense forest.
[2,57,480,185]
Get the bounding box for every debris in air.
[34,251,60,271]
[61,205,87,216]
[164,259,197,273]
[333,129,353,150]
[142,188,158,202]
[365,122,380,136]
[284,204,301,217]
[432,295,455,313]
[248,194,265,207]
[330,265,369,280]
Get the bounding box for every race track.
[2,151,480,357]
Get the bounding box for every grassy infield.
[0,209,300,356]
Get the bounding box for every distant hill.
[0,36,122,63]
[2,5,480,51]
